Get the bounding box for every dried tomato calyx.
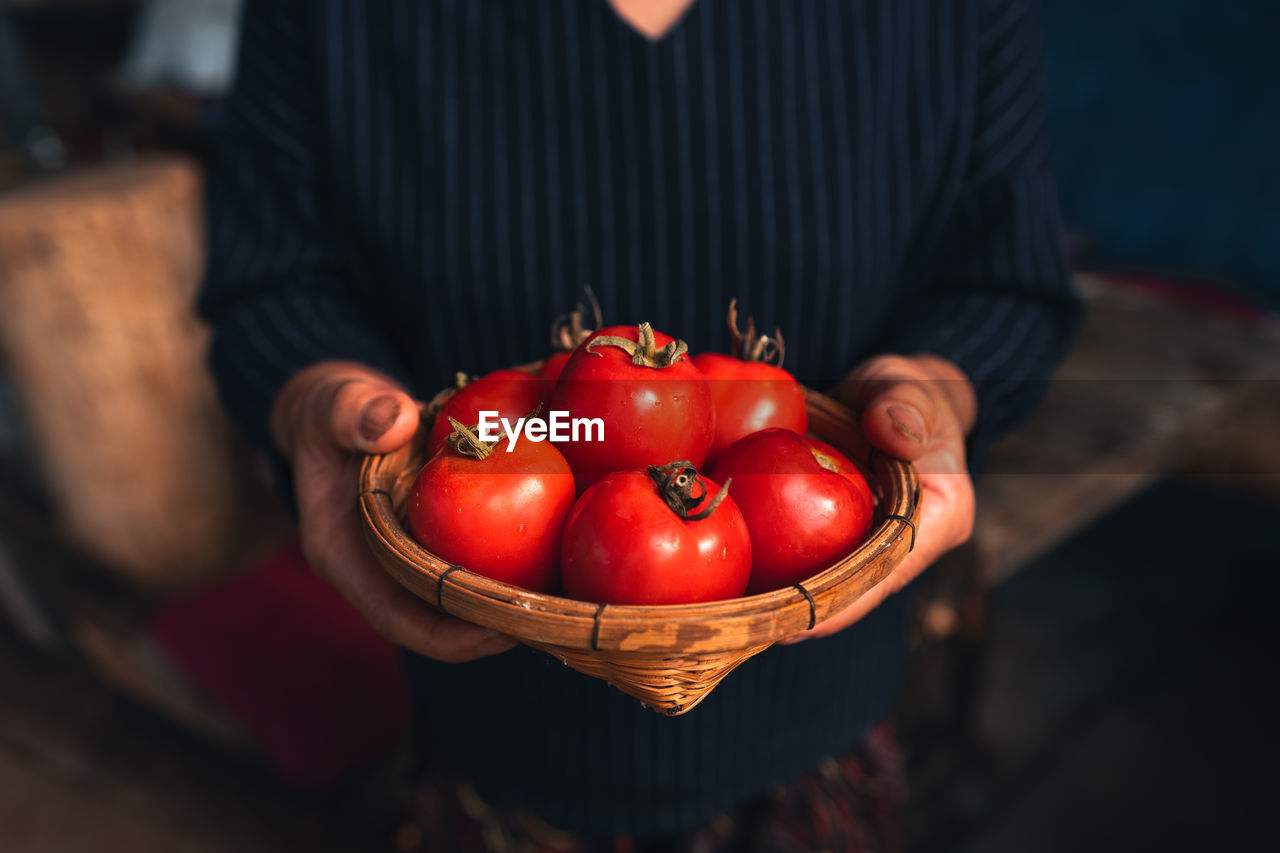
[726,298,786,366]
[587,322,689,368]
[424,372,474,416]
[445,417,498,460]
[646,460,732,521]
[550,286,603,352]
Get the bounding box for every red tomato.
[427,368,551,453]
[550,323,714,490]
[538,351,573,383]
[691,299,807,464]
[407,421,575,593]
[560,462,751,605]
[709,429,875,594]
[692,352,807,464]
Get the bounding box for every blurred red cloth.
[150,535,409,789]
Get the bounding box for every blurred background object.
[1041,0,1280,311]
[0,158,274,590]
[0,1,1277,851]
[0,3,67,172]
[116,0,240,96]
[1,2,413,846]
[0,0,239,184]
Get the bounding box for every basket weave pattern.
[360,388,919,715]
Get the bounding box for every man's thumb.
[860,392,936,462]
[323,379,420,455]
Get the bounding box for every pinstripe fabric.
[200,0,1081,837]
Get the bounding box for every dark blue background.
[1042,0,1279,307]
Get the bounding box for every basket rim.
[359,386,920,654]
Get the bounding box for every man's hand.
[787,354,977,641]
[271,360,517,662]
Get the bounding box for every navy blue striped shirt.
[200,0,1081,836]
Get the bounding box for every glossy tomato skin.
[550,325,714,490]
[428,368,551,452]
[691,352,808,465]
[709,429,874,595]
[560,470,751,605]
[406,436,575,593]
[538,351,573,382]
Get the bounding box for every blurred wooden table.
[976,274,1280,586]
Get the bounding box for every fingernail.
[359,395,402,442]
[887,404,925,443]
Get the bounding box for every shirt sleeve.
[874,0,1084,474]
[197,1,408,452]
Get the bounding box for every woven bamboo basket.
[359,387,920,716]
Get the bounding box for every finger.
[328,560,517,662]
[836,356,942,461]
[275,363,422,458]
[836,355,976,463]
[784,460,974,642]
[322,378,421,455]
[783,522,935,642]
[278,364,502,663]
[294,471,515,662]
[859,381,940,461]
[367,587,518,663]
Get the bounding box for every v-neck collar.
[604,0,701,44]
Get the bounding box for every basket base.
[526,641,773,715]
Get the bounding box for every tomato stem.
[587,322,690,368]
[646,460,732,521]
[423,371,474,418]
[445,417,498,460]
[726,298,786,366]
[550,286,603,352]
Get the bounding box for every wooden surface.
[0,157,284,590]
[972,275,1280,585]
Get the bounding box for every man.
[200,1,1080,847]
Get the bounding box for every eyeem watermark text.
[476,410,604,452]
